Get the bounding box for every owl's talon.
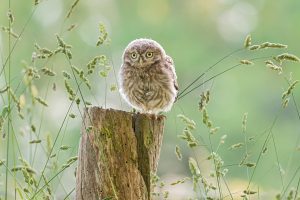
[150,114,157,120]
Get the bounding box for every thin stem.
[246,111,281,190]
[282,78,300,186]
[294,177,300,200]
[271,133,284,188]
[280,85,300,197]
[222,176,233,200]
[31,69,52,166]
[1,162,30,199]
[54,139,78,196]
[0,7,37,77]
[177,48,244,97]
[5,1,12,199]
[32,48,101,197]
[30,99,75,199]
[191,150,207,198]
[242,118,250,184]
[281,166,300,198]
[10,115,19,200]
[177,56,272,101]
[63,188,75,200]
[208,134,222,199]
[31,161,78,199]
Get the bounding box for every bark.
[76,107,165,200]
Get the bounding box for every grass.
[0,1,300,200]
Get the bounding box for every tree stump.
[76,107,165,200]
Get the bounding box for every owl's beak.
[139,58,143,65]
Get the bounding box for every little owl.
[119,38,178,114]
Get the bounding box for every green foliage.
[0,1,117,199]
[1,1,300,200]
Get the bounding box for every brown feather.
[119,39,178,114]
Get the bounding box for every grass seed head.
[29,139,42,144]
[35,97,48,107]
[243,190,257,195]
[7,10,14,24]
[175,145,182,160]
[229,143,244,150]
[62,71,71,79]
[177,114,196,130]
[66,0,80,18]
[0,86,9,93]
[282,80,299,100]
[282,98,290,108]
[97,23,109,46]
[259,42,287,49]
[244,163,256,168]
[244,34,252,48]
[41,67,56,76]
[242,112,248,132]
[249,45,260,50]
[240,60,253,65]
[275,53,300,63]
[60,145,71,150]
[67,24,77,31]
[265,60,282,74]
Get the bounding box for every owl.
[119,38,178,115]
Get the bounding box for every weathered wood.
[76,107,165,200]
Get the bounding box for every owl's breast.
[120,66,176,113]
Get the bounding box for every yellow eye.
[146,52,153,58]
[131,52,137,59]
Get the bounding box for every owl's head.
[123,38,166,68]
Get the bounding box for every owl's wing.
[165,55,179,92]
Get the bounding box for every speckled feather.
[119,39,178,114]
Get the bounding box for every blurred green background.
[0,0,300,199]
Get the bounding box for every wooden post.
[75,107,165,200]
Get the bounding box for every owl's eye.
[146,52,153,58]
[131,52,137,59]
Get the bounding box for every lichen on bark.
[76,107,165,200]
